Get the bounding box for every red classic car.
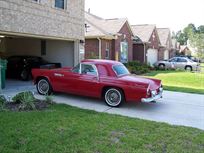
[32,59,163,107]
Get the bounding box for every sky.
[85,0,204,33]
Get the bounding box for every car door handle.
[54,73,64,77]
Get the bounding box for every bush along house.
[157,28,173,60]
[85,11,133,63]
[131,25,161,66]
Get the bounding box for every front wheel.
[158,64,165,70]
[104,88,124,107]
[36,78,52,95]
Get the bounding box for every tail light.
[146,85,151,97]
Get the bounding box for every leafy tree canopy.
[175,24,204,59]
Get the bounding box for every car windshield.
[113,64,130,76]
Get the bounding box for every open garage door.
[3,37,74,67]
[0,34,76,90]
[147,49,158,66]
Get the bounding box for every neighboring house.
[85,11,133,63]
[157,28,173,60]
[171,38,179,57]
[132,25,161,66]
[0,0,85,67]
[179,45,191,56]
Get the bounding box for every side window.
[177,58,187,62]
[81,64,97,76]
[72,64,80,73]
[169,58,177,62]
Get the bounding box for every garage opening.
[0,34,75,91]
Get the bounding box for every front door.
[77,63,100,97]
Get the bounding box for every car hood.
[119,74,162,90]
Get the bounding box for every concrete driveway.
[37,91,204,130]
[2,83,204,130]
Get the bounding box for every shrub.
[125,61,151,74]
[12,91,36,110]
[0,95,7,110]
[45,94,54,104]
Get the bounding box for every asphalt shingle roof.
[85,11,129,38]
[157,28,170,47]
[131,24,156,42]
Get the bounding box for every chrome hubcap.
[105,89,121,106]
[38,79,49,95]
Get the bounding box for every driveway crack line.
[103,107,113,112]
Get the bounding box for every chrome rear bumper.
[141,88,163,103]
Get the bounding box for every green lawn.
[0,104,204,153]
[144,70,204,94]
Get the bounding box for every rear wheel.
[20,69,30,81]
[185,66,192,71]
[36,78,52,95]
[104,88,124,107]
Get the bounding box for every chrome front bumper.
[141,87,163,103]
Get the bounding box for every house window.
[120,41,128,63]
[55,0,66,9]
[105,42,110,59]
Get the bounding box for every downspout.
[97,37,102,59]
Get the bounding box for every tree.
[189,32,204,60]
[175,24,204,60]
[175,30,188,45]
[197,25,204,33]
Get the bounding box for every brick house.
[85,11,133,63]
[0,0,85,67]
[179,45,191,56]
[157,28,173,60]
[131,25,161,66]
[172,38,180,57]
[0,0,84,90]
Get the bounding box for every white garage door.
[147,49,158,66]
[164,50,169,60]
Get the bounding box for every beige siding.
[0,0,84,40]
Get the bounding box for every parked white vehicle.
[154,57,200,71]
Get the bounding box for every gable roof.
[131,24,156,42]
[180,45,190,51]
[157,28,171,47]
[85,11,133,39]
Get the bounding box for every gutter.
[97,37,102,59]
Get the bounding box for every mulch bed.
[4,100,49,112]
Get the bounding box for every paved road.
[2,87,204,130]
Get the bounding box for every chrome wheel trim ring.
[37,79,49,95]
[105,88,121,107]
